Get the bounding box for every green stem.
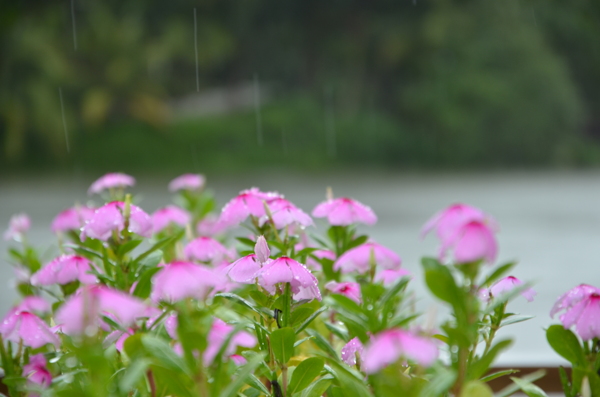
[282,283,292,328]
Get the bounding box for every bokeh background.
[2,0,600,368]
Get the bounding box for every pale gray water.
[2,170,600,367]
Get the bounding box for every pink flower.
[551,284,600,318]
[439,220,498,264]
[421,203,494,241]
[374,269,411,287]
[254,236,270,264]
[0,311,59,348]
[88,172,135,195]
[150,261,225,303]
[325,281,362,304]
[80,201,152,241]
[334,242,401,274]
[3,213,30,242]
[480,276,536,302]
[184,237,232,264]
[230,354,247,365]
[15,297,51,314]
[23,354,52,389]
[312,197,377,226]
[31,254,97,286]
[218,188,282,228]
[559,292,600,341]
[104,328,135,351]
[55,286,147,335]
[258,257,322,301]
[341,337,364,366]
[226,255,263,283]
[196,214,226,236]
[169,174,206,192]
[152,205,190,233]
[362,329,438,373]
[51,206,96,233]
[305,249,336,271]
[262,198,313,229]
[203,318,256,365]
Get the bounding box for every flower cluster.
[0,173,546,397]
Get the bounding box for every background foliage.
[1,0,599,173]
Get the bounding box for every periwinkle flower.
[203,318,257,365]
[305,249,336,271]
[421,203,494,241]
[258,257,322,301]
[184,236,232,264]
[334,242,401,274]
[312,197,377,226]
[226,255,263,284]
[152,205,190,233]
[218,188,282,228]
[480,276,536,302]
[439,220,498,264]
[14,296,51,314]
[362,329,438,373]
[0,311,59,348]
[31,254,97,286]
[150,261,226,303]
[551,284,600,340]
[3,213,30,242]
[55,285,147,335]
[341,337,364,366]
[374,268,411,287]
[325,281,362,304]
[254,236,270,264]
[169,173,206,192]
[51,206,95,233]
[22,354,52,389]
[262,198,313,229]
[88,172,135,195]
[196,214,226,237]
[80,201,152,241]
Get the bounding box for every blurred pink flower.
[3,213,30,242]
[262,198,313,229]
[150,261,225,303]
[305,249,336,271]
[104,328,135,352]
[334,242,401,274]
[22,354,52,389]
[312,197,377,226]
[325,281,362,304]
[374,269,411,287]
[31,254,97,286]
[258,257,322,301]
[0,311,59,348]
[254,236,270,264]
[15,296,51,314]
[480,276,536,302]
[218,188,282,228]
[169,173,206,192]
[551,284,600,318]
[55,286,147,335]
[80,201,152,241]
[203,318,256,365]
[362,329,438,373]
[152,205,190,233]
[421,203,494,241]
[230,354,247,365]
[439,220,497,264]
[184,237,232,264]
[51,206,95,233]
[341,337,364,366]
[559,292,600,341]
[196,214,226,236]
[88,172,135,195]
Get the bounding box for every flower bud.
[254,235,270,264]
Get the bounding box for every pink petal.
[227,255,262,283]
[168,174,205,192]
[88,173,135,195]
[341,337,363,366]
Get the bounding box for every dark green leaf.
[479,369,519,383]
[270,327,295,364]
[546,325,585,366]
[236,237,256,248]
[301,375,334,397]
[481,262,516,287]
[509,376,548,397]
[132,267,161,299]
[141,335,190,375]
[467,339,512,381]
[287,357,325,395]
[294,306,328,334]
[214,293,262,316]
[219,353,265,397]
[306,329,338,358]
[116,239,143,257]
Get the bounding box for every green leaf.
[249,290,271,308]
[558,366,574,397]
[116,238,143,257]
[245,373,271,396]
[496,370,546,397]
[479,369,519,383]
[467,339,512,380]
[459,380,493,397]
[287,357,325,395]
[270,327,296,365]
[509,376,548,397]
[421,257,464,310]
[347,235,368,250]
[324,361,373,397]
[418,364,456,397]
[294,306,328,334]
[546,325,585,366]
[236,237,256,248]
[135,231,183,263]
[119,358,151,391]
[132,267,161,299]
[214,292,262,316]
[219,353,265,397]
[500,315,534,327]
[301,375,334,397]
[141,335,190,375]
[306,329,338,358]
[481,262,516,287]
[290,307,316,327]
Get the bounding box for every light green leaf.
[271,327,296,364]
[287,357,325,395]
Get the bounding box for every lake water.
[2,170,600,367]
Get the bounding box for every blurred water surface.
[2,170,600,366]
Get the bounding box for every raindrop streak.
[194,8,199,92]
[70,0,77,50]
[281,128,288,155]
[254,74,263,146]
[59,87,70,153]
[191,144,199,171]
[531,6,537,27]
[324,87,336,158]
